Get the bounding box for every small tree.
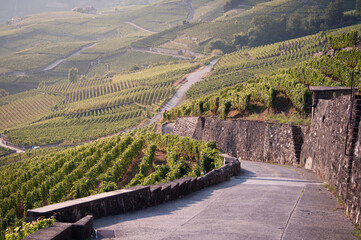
[233,32,249,49]
[68,67,79,83]
[205,39,234,54]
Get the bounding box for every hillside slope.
[164,26,361,125]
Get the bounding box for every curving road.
[0,43,97,77]
[0,59,216,150]
[93,161,356,240]
[148,59,217,125]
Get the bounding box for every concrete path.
[148,59,217,125]
[93,161,356,240]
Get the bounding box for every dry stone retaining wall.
[301,95,361,225]
[172,95,361,226]
[174,117,304,166]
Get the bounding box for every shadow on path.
[93,161,356,240]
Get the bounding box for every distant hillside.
[0,0,158,24]
[0,0,228,95]
[130,0,360,59]
[0,62,200,145]
[0,0,359,96]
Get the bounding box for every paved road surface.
[93,161,356,240]
[148,59,217,125]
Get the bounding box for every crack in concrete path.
[280,187,304,240]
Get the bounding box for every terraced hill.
[0,62,199,145]
[1,0,360,145]
[0,0,232,93]
[1,0,357,95]
[164,26,361,125]
[1,1,361,239]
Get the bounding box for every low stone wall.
[26,159,240,239]
[173,117,305,166]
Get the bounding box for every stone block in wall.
[72,215,93,240]
[232,160,241,176]
[184,177,196,195]
[300,96,351,186]
[174,177,194,196]
[124,186,152,209]
[150,185,164,206]
[168,182,180,201]
[201,170,216,187]
[200,117,299,165]
[159,183,172,202]
[263,123,298,166]
[173,116,301,166]
[24,222,72,240]
[191,177,201,192]
[221,164,231,179]
[173,117,204,140]
[158,181,181,201]
[202,118,240,157]
[348,111,361,225]
[213,168,224,184]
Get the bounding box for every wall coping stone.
[28,189,134,214]
[24,222,73,240]
[72,215,93,240]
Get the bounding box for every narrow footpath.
[125,22,157,34]
[93,161,356,240]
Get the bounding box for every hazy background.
[0,0,158,23]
